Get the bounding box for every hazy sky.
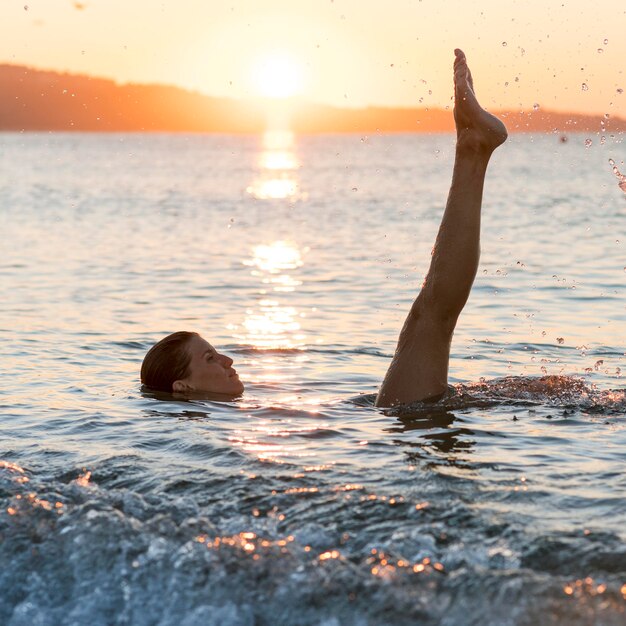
[2,0,625,115]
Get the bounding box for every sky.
[1,0,625,115]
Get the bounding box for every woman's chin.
[199,376,244,397]
[176,389,241,401]
[229,376,245,396]
[204,378,244,397]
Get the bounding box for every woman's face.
[172,335,244,396]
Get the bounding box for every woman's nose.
[219,354,233,367]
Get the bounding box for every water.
[1,131,625,625]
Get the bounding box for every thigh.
[376,309,454,407]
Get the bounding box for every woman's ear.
[173,379,193,392]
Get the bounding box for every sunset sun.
[253,53,303,98]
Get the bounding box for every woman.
[141,49,507,407]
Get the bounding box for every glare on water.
[236,240,307,350]
[247,130,302,200]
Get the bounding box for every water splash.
[386,376,626,416]
[608,159,626,193]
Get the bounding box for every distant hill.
[1,64,624,134]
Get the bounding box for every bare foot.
[453,48,507,154]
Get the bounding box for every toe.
[454,64,468,89]
[467,67,475,92]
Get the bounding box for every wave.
[362,376,626,416]
[232,344,390,358]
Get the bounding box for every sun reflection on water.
[246,130,303,201]
[231,241,336,460]
[237,241,308,350]
[246,241,303,275]
[242,302,304,349]
[261,151,297,171]
[228,419,331,462]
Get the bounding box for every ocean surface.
[1,130,625,626]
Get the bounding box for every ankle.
[456,129,496,159]
[455,140,493,166]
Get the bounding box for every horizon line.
[1,60,621,121]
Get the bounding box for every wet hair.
[141,331,198,392]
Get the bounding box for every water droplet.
[600,136,606,145]
[603,38,609,45]
[533,103,540,111]
[597,48,604,54]
[617,88,624,95]
[609,158,616,166]
[557,337,565,345]
[352,187,358,192]
[23,4,28,10]
[604,113,610,119]
[502,41,507,47]
[584,138,593,147]
[581,83,589,91]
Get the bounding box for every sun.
[253,53,303,99]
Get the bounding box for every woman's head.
[141,331,244,396]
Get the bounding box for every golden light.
[260,131,298,170]
[261,151,297,171]
[247,177,298,200]
[263,130,294,151]
[237,241,307,350]
[253,53,304,99]
[228,421,317,462]
[247,131,301,200]
[242,301,303,349]
[247,241,303,274]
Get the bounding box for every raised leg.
[376,49,507,407]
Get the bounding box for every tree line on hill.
[1,64,624,135]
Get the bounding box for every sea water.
[0,131,625,625]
